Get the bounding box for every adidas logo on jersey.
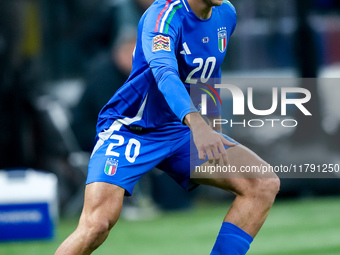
[180,42,191,55]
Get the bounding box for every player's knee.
[250,177,280,205]
[81,215,115,250]
[90,218,111,235]
[269,176,281,196]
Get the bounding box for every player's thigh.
[78,182,124,230]
[191,144,279,195]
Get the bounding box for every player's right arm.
[141,2,197,123]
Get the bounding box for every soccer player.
[55,0,280,254]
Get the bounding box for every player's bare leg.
[192,145,280,237]
[192,144,280,238]
[55,182,124,255]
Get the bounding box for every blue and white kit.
[86,0,238,195]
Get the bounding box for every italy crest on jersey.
[218,29,227,53]
[104,158,118,176]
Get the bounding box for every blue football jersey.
[96,0,237,139]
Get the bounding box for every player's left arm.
[207,116,222,133]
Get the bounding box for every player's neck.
[187,0,213,19]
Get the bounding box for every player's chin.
[212,0,224,6]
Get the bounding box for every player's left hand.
[185,113,236,164]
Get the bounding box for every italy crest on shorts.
[104,158,118,176]
[218,29,227,53]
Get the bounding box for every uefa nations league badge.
[104,158,118,176]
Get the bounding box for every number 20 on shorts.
[105,134,141,163]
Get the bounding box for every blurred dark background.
[0,0,339,217]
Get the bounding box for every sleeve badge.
[152,35,171,52]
